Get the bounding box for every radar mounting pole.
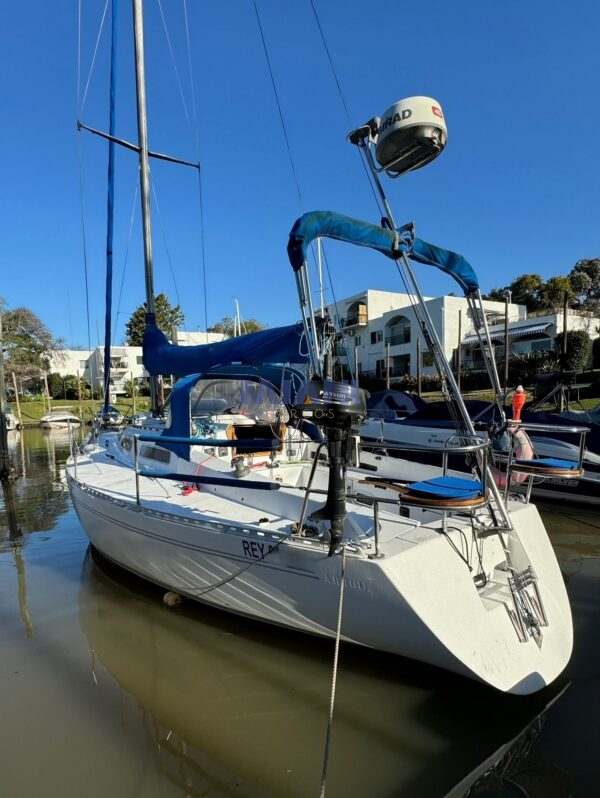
[132,0,160,415]
[348,105,512,529]
[317,238,325,317]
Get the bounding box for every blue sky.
[1,0,599,347]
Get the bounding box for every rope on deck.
[319,545,347,798]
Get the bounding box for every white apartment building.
[462,309,599,369]
[325,289,527,379]
[48,330,226,397]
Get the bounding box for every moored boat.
[67,4,572,694]
[40,410,81,430]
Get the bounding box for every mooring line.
[319,545,347,797]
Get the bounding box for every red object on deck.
[512,385,527,422]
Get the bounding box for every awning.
[463,322,552,345]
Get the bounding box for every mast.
[0,308,10,479]
[102,0,119,419]
[132,0,160,414]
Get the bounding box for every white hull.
[67,444,573,694]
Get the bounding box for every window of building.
[375,359,385,378]
[392,354,410,376]
[370,330,383,345]
[79,360,87,370]
[354,335,361,346]
[531,338,553,352]
[385,315,411,346]
[422,351,434,367]
[136,356,143,365]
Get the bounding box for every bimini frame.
[287,210,513,533]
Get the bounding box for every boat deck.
[69,443,505,562]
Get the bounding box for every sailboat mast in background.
[101,0,118,419]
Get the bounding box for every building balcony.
[340,312,368,329]
[384,334,410,347]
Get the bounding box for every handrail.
[500,420,588,502]
[362,438,490,455]
[512,421,590,435]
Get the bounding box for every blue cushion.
[516,457,578,470]
[407,475,483,500]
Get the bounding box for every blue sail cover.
[287,211,479,295]
[143,322,308,377]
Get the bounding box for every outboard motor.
[295,380,367,556]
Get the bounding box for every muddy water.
[0,429,597,797]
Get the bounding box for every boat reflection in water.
[78,548,569,797]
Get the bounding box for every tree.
[555,330,592,372]
[569,259,600,312]
[125,293,184,346]
[540,276,574,311]
[1,305,60,378]
[123,377,138,398]
[47,372,81,400]
[507,274,545,310]
[485,274,545,311]
[207,316,265,337]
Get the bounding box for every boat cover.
[515,457,578,470]
[287,211,479,295]
[408,475,483,499]
[143,322,308,377]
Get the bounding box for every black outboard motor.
[295,379,367,556]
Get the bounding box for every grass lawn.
[10,397,151,425]
[421,388,599,410]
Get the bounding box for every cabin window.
[190,378,289,424]
[120,436,132,452]
[140,445,171,464]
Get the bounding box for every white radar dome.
[374,96,447,175]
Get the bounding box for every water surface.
[1,429,597,796]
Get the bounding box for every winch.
[295,379,367,556]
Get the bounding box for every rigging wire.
[183,0,200,152]
[183,0,209,334]
[114,177,140,340]
[252,0,303,207]
[155,0,192,128]
[252,0,349,375]
[151,181,183,308]
[155,0,208,334]
[307,0,382,215]
[75,130,94,383]
[76,0,82,113]
[79,0,111,115]
[319,546,347,798]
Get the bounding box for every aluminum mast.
[132,0,160,414]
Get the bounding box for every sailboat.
[67,6,572,694]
